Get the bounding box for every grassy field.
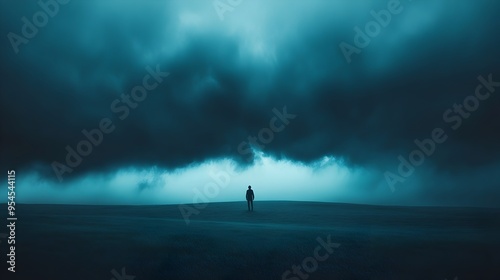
[2,201,500,279]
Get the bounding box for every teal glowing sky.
[1,0,500,206]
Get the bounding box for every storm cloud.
[1,0,499,206]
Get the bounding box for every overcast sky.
[1,0,499,207]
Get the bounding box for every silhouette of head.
[248,185,251,189]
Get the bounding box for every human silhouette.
[246,185,254,211]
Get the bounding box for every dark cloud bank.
[1,0,499,206]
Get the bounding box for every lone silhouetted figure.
[246,185,254,211]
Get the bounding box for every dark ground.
[1,201,499,280]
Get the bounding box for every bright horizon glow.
[12,152,393,206]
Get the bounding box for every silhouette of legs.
[247,200,253,211]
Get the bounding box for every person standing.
[246,185,254,211]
